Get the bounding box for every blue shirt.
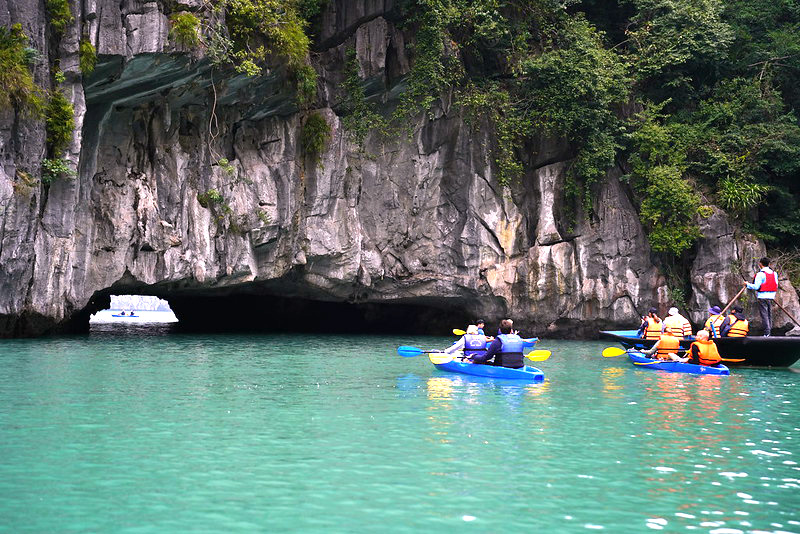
[747,268,777,299]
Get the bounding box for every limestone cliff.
[1,0,798,337]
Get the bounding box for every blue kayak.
[111,314,138,317]
[628,351,730,375]
[432,360,545,382]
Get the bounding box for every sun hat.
[708,305,721,314]
[668,307,679,316]
[466,325,479,335]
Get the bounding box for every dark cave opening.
[167,293,473,335]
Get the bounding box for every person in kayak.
[720,306,749,337]
[470,319,524,368]
[704,306,725,337]
[475,319,486,336]
[445,325,487,358]
[662,307,692,338]
[686,329,722,366]
[638,327,688,361]
[637,307,662,340]
[746,257,778,336]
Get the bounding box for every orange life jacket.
[689,339,721,366]
[704,314,725,337]
[656,334,681,359]
[727,318,749,337]
[663,315,692,338]
[644,317,662,340]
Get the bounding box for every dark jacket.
[720,312,746,337]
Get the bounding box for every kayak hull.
[600,330,800,368]
[432,360,545,382]
[111,314,138,317]
[627,351,730,375]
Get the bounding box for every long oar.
[397,346,445,358]
[720,286,747,316]
[773,299,800,329]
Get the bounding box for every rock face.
[1,0,798,337]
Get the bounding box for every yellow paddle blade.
[525,350,551,361]
[602,347,627,358]
[634,361,660,365]
[452,329,466,336]
[429,353,454,364]
[721,358,745,362]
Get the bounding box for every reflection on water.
[0,335,797,533]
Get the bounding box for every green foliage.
[217,158,236,175]
[292,63,317,106]
[300,111,331,160]
[392,1,464,121]
[518,16,629,206]
[169,12,201,48]
[45,0,74,37]
[45,90,75,156]
[197,188,224,208]
[340,48,387,146]
[718,176,770,215]
[54,69,66,84]
[0,24,43,114]
[225,0,311,73]
[638,165,702,254]
[41,158,76,184]
[79,38,96,75]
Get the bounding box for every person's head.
[475,319,485,328]
[466,325,479,335]
[668,307,679,317]
[499,319,513,334]
[732,305,743,314]
[759,257,770,268]
[696,329,710,341]
[708,305,721,315]
[648,307,658,316]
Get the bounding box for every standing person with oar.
[746,257,778,336]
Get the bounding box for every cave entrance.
[167,293,472,336]
[89,294,179,333]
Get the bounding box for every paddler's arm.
[445,337,466,354]
[641,340,660,356]
[472,338,501,364]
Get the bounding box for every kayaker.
[475,319,486,336]
[686,329,722,366]
[639,327,688,361]
[445,324,487,358]
[637,307,662,340]
[470,319,524,369]
[746,257,778,336]
[662,307,692,338]
[704,306,725,337]
[720,306,749,337]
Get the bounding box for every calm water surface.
[1,325,798,533]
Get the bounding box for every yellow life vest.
[727,318,749,337]
[663,315,692,338]
[704,314,725,337]
[644,317,662,340]
[689,339,721,366]
[656,334,681,359]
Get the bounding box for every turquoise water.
[1,326,799,533]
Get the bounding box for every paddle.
[720,285,747,316]
[602,347,628,357]
[526,350,551,361]
[453,328,466,336]
[397,346,445,358]
[429,353,455,364]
